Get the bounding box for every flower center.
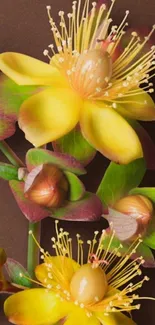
[71,48,112,98]
[70,263,108,305]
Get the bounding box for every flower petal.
[35,256,80,289]
[96,312,136,325]
[64,308,100,325]
[116,90,155,121]
[0,52,67,86]
[4,288,69,325]
[80,101,143,164]
[19,88,82,147]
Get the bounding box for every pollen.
[45,0,155,105]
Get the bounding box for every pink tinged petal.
[26,148,86,175]
[18,88,82,147]
[0,52,67,86]
[80,100,143,164]
[51,192,102,221]
[9,180,49,222]
[117,90,155,121]
[107,208,139,242]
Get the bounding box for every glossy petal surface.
[19,88,82,147]
[0,52,67,86]
[117,90,155,121]
[80,101,143,164]
[4,288,69,325]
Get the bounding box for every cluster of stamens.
[18,221,155,319]
[42,0,155,104]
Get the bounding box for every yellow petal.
[80,100,143,164]
[95,312,136,325]
[19,88,82,147]
[0,52,67,86]
[35,256,80,290]
[4,288,69,325]
[116,89,155,121]
[64,308,100,325]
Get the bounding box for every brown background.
[0,0,155,324]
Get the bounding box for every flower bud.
[24,164,69,208]
[113,195,153,238]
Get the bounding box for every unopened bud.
[24,164,69,208]
[113,195,153,239]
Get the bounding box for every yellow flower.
[0,0,155,164]
[4,221,154,325]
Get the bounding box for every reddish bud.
[24,164,69,208]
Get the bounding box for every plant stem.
[0,140,41,278]
[27,222,41,279]
[0,140,24,167]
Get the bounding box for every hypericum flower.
[4,221,155,325]
[0,0,155,164]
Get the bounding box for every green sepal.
[64,171,85,201]
[53,126,96,167]
[5,258,33,288]
[130,187,155,203]
[26,148,86,175]
[97,158,146,208]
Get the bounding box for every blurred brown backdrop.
[0,0,155,324]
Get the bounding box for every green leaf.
[5,258,32,288]
[143,216,155,249]
[130,187,155,203]
[53,126,96,166]
[26,148,86,175]
[51,192,102,221]
[97,158,146,208]
[0,75,38,140]
[64,171,85,201]
[102,230,155,267]
[0,75,38,118]
[102,231,130,254]
[0,162,18,180]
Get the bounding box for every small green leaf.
[26,148,86,175]
[97,158,146,208]
[5,258,32,288]
[53,126,96,166]
[64,171,85,201]
[130,187,155,203]
[0,162,18,180]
